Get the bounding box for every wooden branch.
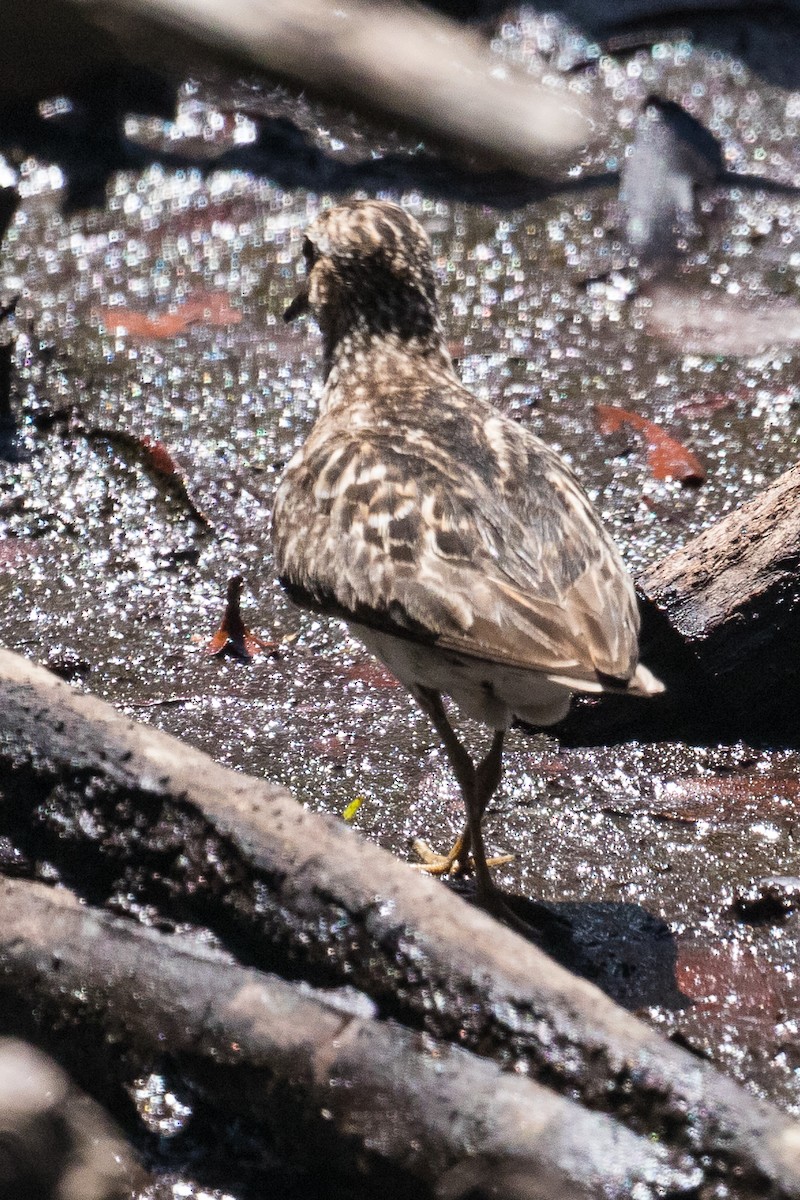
[0,647,799,1196]
[0,876,704,1199]
[640,461,800,740]
[0,1037,144,1200]
[75,0,589,173]
[553,462,800,745]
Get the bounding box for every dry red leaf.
[139,436,179,478]
[0,538,38,570]
[308,735,348,761]
[96,309,188,339]
[594,404,706,484]
[181,293,242,326]
[205,628,231,656]
[95,293,241,341]
[675,940,796,1016]
[675,392,736,417]
[648,775,800,825]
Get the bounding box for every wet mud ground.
[1,12,800,1184]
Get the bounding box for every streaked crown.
[292,199,444,357]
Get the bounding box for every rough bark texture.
[0,648,799,1197]
[555,462,800,746]
[0,877,703,1200]
[639,461,800,739]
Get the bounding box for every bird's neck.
[320,325,458,415]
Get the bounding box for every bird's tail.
[546,661,665,696]
[628,662,665,696]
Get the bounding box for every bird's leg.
[411,688,512,888]
[466,729,505,900]
[475,729,505,821]
[412,687,474,875]
[414,686,476,793]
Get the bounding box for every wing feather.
[273,406,643,689]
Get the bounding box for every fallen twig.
[86,426,214,529]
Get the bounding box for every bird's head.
[285,199,444,366]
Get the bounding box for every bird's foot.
[411,838,514,877]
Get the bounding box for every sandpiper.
[272,199,663,903]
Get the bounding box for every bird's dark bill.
[284,288,310,322]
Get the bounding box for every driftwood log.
[5,0,588,177]
[0,648,800,1197]
[0,877,702,1200]
[121,0,588,170]
[640,461,800,737]
[557,461,800,745]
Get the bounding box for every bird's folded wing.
[273,432,643,687]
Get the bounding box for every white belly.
[349,622,572,730]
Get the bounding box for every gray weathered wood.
[0,647,799,1195]
[71,0,588,173]
[0,876,703,1199]
[0,1037,144,1200]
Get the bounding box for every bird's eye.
[303,237,318,267]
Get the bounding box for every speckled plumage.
[272,199,662,898]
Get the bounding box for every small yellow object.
[343,796,364,822]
